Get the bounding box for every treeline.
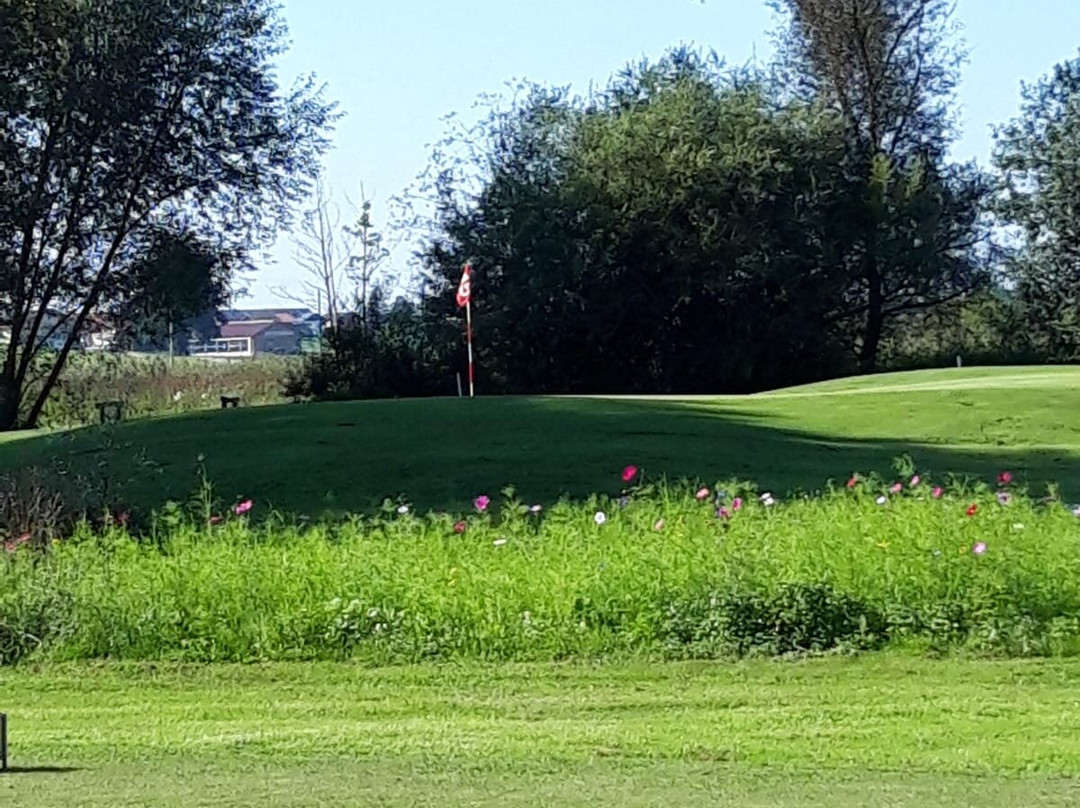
[305,0,1080,397]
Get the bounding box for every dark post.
[1,712,7,772]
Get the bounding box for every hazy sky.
[250,0,1080,307]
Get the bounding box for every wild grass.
[4,468,1080,665]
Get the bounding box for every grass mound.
[4,468,1080,664]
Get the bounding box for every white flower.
[1013,523,1025,531]
[493,538,508,547]
[397,505,409,515]
[529,504,543,514]
[876,496,888,506]
[594,511,607,525]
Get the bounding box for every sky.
[249,0,1080,307]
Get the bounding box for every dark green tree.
[771,0,991,369]
[994,54,1080,360]
[0,0,336,428]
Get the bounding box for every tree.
[0,0,336,429]
[345,190,391,331]
[421,52,864,394]
[111,231,232,355]
[994,54,1080,360]
[771,0,990,369]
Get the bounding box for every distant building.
[188,308,324,359]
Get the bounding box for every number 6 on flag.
[456,264,472,308]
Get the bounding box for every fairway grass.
[4,657,1080,807]
[0,366,1079,518]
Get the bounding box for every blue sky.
[251,0,1080,306]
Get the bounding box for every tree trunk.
[860,254,884,372]
[0,370,21,432]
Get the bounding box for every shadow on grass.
[0,394,1077,519]
[2,766,81,774]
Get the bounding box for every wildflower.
[910,475,921,488]
[209,515,223,525]
[889,483,903,495]
[493,538,508,547]
[966,503,978,518]
[453,521,467,535]
[760,493,776,507]
[876,496,888,506]
[846,476,859,489]
[653,519,665,532]
[696,488,711,501]
[234,500,253,516]
[1013,523,1025,531]
[621,465,639,483]
[932,487,944,499]
[529,504,543,514]
[997,491,1013,506]
[474,495,490,513]
[594,511,607,525]
[618,496,630,509]
[973,542,988,556]
[1073,506,1080,519]
[732,497,743,512]
[115,512,130,527]
[877,542,890,550]
[717,507,732,520]
[397,505,410,516]
[998,471,1013,486]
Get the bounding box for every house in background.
[189,308,324,358]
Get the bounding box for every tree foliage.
[0,0,336,428]
[994,54,1080,360]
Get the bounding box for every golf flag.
[456,263,473,308]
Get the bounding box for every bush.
[3,472,1080,664]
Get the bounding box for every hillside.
[1,366,1078,517]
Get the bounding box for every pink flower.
[972,542,988,556]
[932,487,944,499]
[209,515,223,525]
[453,521,467,535]
[966,503,978,518]
[717,507,732,520]
[910,475,921,488]
[695,487,711,501]
[115,512,130,527]
[732,497,743,512]
[653,519,665,532]
[474,495,490,512]
[234,500,253,516]
[890,483,903,495]
[621,465,639,483]
[846,476,859,489]
[998,471,1013,486]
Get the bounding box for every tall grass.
[36,353,298,427]
[4,475,1080,665]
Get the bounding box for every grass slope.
[1,366,1078,517]
[4,657,1080,807]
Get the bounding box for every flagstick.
[466,299,475,398]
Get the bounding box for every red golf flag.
[456,263,472,308]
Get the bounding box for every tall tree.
[994,54,1080,360]
[0,0,336,429]
[772,0,989,369]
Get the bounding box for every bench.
[95,400,125,425]
[220,396,242,410]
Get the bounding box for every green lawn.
[1,366,1078,517]
[2,657,1080,807]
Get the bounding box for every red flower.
[621,465,639,483]
[453,521,467,535]
[846,476,859,489]
[966,503,978,518]
[998,471,1013,486]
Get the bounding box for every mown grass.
[0,365,1078,518]
[4,474,1080,664]
[4,657,1080,807]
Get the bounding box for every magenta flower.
[695,487,711,501]
[717,507,732,520]
[621,465,639,483]
[932,487,944,499]
[732,497,743,512]
[474,495,490,513]
[890,483,903,495]
[998,471,1013,486]
[234,500,253,516]
[910,475,921,487]
[973,542,988,556]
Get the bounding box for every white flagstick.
[466,299,475,398]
